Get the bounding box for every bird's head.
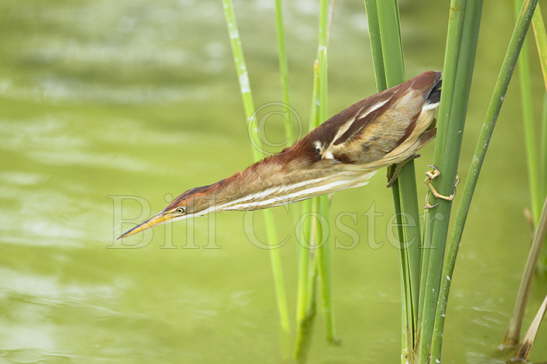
[117,184,217,239]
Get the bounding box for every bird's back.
[281,71,441,170]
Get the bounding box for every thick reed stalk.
[418,1,484,362]
[419,0,466,322]
[274,0,294,144]
[514,0,541,225]
[364,1,422,360]
[504,198,547,347]
[376,4,423,346]
[375,0,404,86]
[428,1,539,360]
[222,0,290,335]
[362,0,405,280]
[363,0,386,91]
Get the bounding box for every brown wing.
[286,71,441,167]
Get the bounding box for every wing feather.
[285,71,440,168]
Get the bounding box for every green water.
[0,1,545,363]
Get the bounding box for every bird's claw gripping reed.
[425,165,459,201]
[118,71,442,239]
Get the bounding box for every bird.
[118,71,442,239]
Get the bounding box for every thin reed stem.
[531,4,547,89]
[543,94,547,210]
[222,0,290,336]
[418,1,484,362]
[531,4,547,274]
[514,0,541,225]
[295,0,336,357]
[505,198,547,347]
[542,94,547,274]
[542,95,547,275]
[428,1,539,360]
[294,46,325,356]
[316,195,337,344]
[294,198,317,361]
[314,0,338,346]
[274,0,295,145]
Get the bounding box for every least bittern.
[118,71,441,239]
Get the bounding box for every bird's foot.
[424,165,459,201]
[386,154,421,187]
[424,201,439,209]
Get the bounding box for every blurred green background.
[0,0,545,363]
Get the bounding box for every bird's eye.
[176,207,186,214]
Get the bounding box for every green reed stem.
[505,0,545,325]
[363,0,405,264]
[316,194,337,343]
[363,0,386,91]
[531,3,547,275]
[543,94,547,207]
[542,94,547,275]
[222,0,290,336]
[295,69,319,337]
[274,0,294,145]
[418,1,483,362]
[543,92,547,196]
[531,4,547,89]
[418,205,433,322]
[364,1,422,361]
[514,0,541,225]
[314,1,337,343]
[377,3,423,339]
[368,1,423,360]
[376,0,405,85]
[428,1,538,360]
[295,197,316,361]
[542,94,547,231]
[295,0,336,357]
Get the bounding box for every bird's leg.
[386,154,421,187]
[386,165,398,187]
[424,165,459,201]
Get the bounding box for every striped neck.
[211,167,377,212]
